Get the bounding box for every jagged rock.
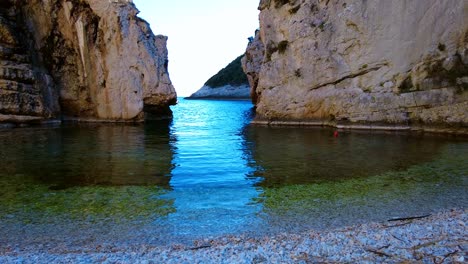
[247,0,468,132]
[0,1,58,123]
[242,30,264,104]
[0,0,176,123]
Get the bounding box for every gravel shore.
[0,208,466,263]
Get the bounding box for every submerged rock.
[0,0,176,123]
[246,0,468,133]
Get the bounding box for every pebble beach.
[0,208,466,263]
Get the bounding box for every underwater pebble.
[0,209,467,263]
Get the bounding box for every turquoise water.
[0,98,467,246]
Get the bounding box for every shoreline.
[188,84,251,100]
[1,208,466,263]
[252,119,468,135]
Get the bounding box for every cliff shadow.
[0,121,176,189]
[242,126,462,187]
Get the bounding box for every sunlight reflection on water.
[0,98,466,243]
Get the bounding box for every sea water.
[0,98,466,246]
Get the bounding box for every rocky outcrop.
[0,0,59,123]
[0,0,176,123]
[242,30,264,104]
[189,55,250,99]
[247,0,468,133]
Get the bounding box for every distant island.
[188,55,250,99]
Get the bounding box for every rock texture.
[0,0,59,123]
[246,0,468,132]
[242,30,264,104]
[0,0,176,123]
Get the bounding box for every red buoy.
[333,131,339,138]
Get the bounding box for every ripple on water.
[0,98,467,246]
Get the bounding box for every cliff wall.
[245,0,468,132]
[242,30,264,104]
[0,0,176,123]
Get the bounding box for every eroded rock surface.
[242,30,264,104]
[0,0,59,123]
[247,0,468,132]
[0,0,176,123]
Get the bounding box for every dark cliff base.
[252,118,468,135]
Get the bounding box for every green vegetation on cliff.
[204,55,248,88]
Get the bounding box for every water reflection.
[243,126,454,187]
[242,125,468,231]
[160,99,263,237]
[0,99,466,245]
[0,123,175,189]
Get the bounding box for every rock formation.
[189,55,250,99]
[242,30,264,104]
[0,0,176,123]
[245,0,468,133]
[0,0,59,123]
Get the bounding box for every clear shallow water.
[0,99,467,246]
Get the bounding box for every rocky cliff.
[242,30,264,104]
[0,0,176,123]
[189,55,250,99]
[245,0,468,133]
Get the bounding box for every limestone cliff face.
[0,0,176,123]
[0,0,59,123]
[242,30,264,104]
[247,0,468,132]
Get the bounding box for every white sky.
[133,0,260,96]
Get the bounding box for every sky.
[133,0,260,96]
